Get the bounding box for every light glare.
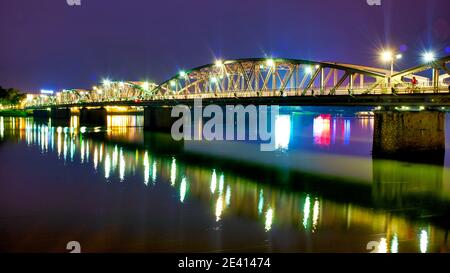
[422,51,436,63]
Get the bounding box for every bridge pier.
[80,107,107,126]
[32,109,50,119]
[50,108,71,119]
[144,107,176,132]
[372,109,445,161]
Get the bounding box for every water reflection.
[0,114,449,252]
[420,229,428,253]
[313,114,331,146]
[313,115,352,147]
[275,115,291,150]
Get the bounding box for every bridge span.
[24,56,450,109]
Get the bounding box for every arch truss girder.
[149,58,385,99]
[391,55,450,92]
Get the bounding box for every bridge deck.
[27,89,450,109]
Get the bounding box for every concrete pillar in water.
[49,108,71,127]
[33,109,50,119]
[79,107,107,126]
[50,108,71,119]
[144,107,176,132]
[373,110,445,160]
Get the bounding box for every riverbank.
[0,109,30,117]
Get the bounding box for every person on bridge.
[411,77,418,92]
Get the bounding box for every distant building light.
[40,89,54,95]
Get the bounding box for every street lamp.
[102,78,111,86]
[380,50,402,88]
[422,51,436,63]
[215,59,223,67]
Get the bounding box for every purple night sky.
[0,0,449,92]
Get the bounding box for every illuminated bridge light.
[142,82,150,91]
[170,80,176,87]
[422,51,436,63]
[304,66,313,74]
[265,58,274,67]
[381,51,393,62]
[215,59,223,67]
[102,78,112,86]
[179,70,186,77]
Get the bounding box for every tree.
[0,86,26,107]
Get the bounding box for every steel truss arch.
[149,58,387,99]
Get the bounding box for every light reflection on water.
[0,111,449,253]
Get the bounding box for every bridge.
[24,56,450,108]
[23,56,450,160]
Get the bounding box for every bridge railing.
[24,85,450,108]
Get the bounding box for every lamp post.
[381,50,402,89]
